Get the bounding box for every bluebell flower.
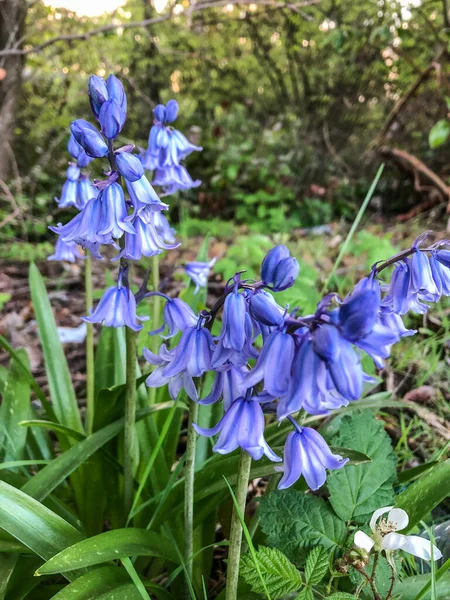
[379,305,415,339]
[88,75,109,119]
[384,259,434,315]
[339,275,381,341]
[125,175,168,218]
[83,276,145,331]
[149,295,197,338]
[261,245,290,282]
[55,165,80,208]
[68,134,92,168]
[116,151,144,182]
[193,389,281,461]
[153,211,177,244]
[152,165,201,195]
[50,196,118,248]
[106,74,127,119]
[430,252,450,296]
[77,175,98,209]
[277,336,348,420]
[435,249,450,269]
[261,245,299,291]
[99,98,125,140]
[219,289,247,352]
[199,364,247,411]
[277,424,348,490]
[70,119,108,158]
[409,249,440,301]
[113,207,179,261]
[48,238,85,263]
[185,259,216,293]
[144,344,198,401]
[212,312,258,369]
[244,329,295,397]
[161,322,214,380]
[249,290,285,327]
[98,182,135,239]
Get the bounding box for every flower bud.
[88,75,108,119]
[70,119,108,158]
[116,151,144,182]
[106,75,126,110]
[67,134,92,168]
[249,291,284,326]
[154,104,166,123]
[261,245,290,284]
[436,249,450,269]
[272,257,300,291]
[339,276,380,341]
[99,98,125,140]
[165,99,179,123]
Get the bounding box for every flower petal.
[354,531,375,553]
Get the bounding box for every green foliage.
[429,120,450,149]
[304,547,329,586]
[395,459,450,532]
[327,411,397,523]
[350,555,400,599]
[240,546,303,598]
[258,490,346,564]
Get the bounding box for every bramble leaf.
[327,411,397,523]
[240,546,302,598]
[304,546,329,585]
[259,490,346,564]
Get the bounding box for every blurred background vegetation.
[0,0,449,245]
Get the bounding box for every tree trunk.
[0,0,27,181]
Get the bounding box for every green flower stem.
[148,253,161,406]
[124,324,137,519]
[225,450,252,600]
[85,251,95,435]
[184,398,199,599]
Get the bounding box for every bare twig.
[374,48,446,146]
[0,179,26,237]
[0,0,320,58]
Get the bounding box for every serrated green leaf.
[429,120,450,148]
[350,554,400,598]
[240,546,302,598]
[327,411,397,523]
[259,490,346,564]
[305,546,329,585]
[296,587,313,600]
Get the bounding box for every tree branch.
[0,0,320,57]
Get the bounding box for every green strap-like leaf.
[29,263,83,433]
[395,459,450,531]
[0,348,31,463]
[0,480,84,578]
[37,529,179,575]
[44,566,135,600]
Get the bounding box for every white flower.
[354,506,443,561]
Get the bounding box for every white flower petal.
[370,506,394,533]
[401,536,443,561]
[387,508,409,531]
[382,532,407,551]
[354,531,375,553]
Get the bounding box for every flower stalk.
[148,253,161,406]
[225,450,252,600]
[85,251,95,435]
[124,322,137,519]
[184,398,199,598]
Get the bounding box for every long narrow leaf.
[37,529,179,575]
[29,263,83,433]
